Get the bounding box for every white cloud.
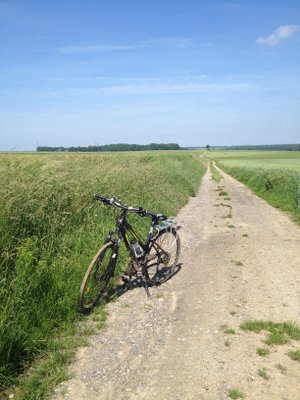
[256,25,299,46]
[58,37,194,54]
[62,82,253,96]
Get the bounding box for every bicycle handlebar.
[93,194,167,221]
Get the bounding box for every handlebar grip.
[157,214,168,221]
[142,210,167,221]
[94,194,110,204]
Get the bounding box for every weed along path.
[54,167,300,400]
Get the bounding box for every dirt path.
[54,167,300,400]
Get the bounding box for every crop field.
[207,151,300,172]
[0,151,206,396]
[207,150,300,223]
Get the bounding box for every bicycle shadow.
[108,263,182,301]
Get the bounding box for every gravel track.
[54,167,300,400]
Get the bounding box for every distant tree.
[36,143,182,152]
[206,144,211,151]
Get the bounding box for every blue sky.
[0,0,299,150]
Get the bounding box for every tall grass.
[219,164,300,224]
[0,151,205,392]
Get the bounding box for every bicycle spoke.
[145,230,180,285]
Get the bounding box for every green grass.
[228,389,245,399]
[208,151,300,224]
[256,348,270,357]
[258,367,270,380]
[221,324,236,334]
[231,260,244,266]
[220,203,232,208]
[287,349,300,362]
[14,350,75,400]
[221,212,232,219]
[240,320,300,345]
[276,363,287,374]
[0,151,206,397]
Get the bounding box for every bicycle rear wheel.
[78,241,118,313]
[145,229,180,285]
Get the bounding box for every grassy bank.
[207,151,300,224]
[0,151,205,398]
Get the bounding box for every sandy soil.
[54,166,300,400]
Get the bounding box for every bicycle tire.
[78,241,118,313]
[145,229,180,285]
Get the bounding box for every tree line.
[36,143,182,152]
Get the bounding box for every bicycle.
[78,195,181,313]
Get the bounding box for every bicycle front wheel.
[145,229,180,285]
[78,241,118,313]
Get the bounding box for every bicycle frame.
[110,208,158,261]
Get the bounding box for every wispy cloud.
[65,82,253,96]
[48,75,209,84]
[59,44,145,54]
[145,37,193,48]
[256,25,299,46]
[58,37,194,54]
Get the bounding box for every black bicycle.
[78,195,180,313]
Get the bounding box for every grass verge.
[0,151,206,398]
[217,164,300,224]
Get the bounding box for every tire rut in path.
[54,167,300,400]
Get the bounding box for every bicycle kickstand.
[143,278,151,298]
